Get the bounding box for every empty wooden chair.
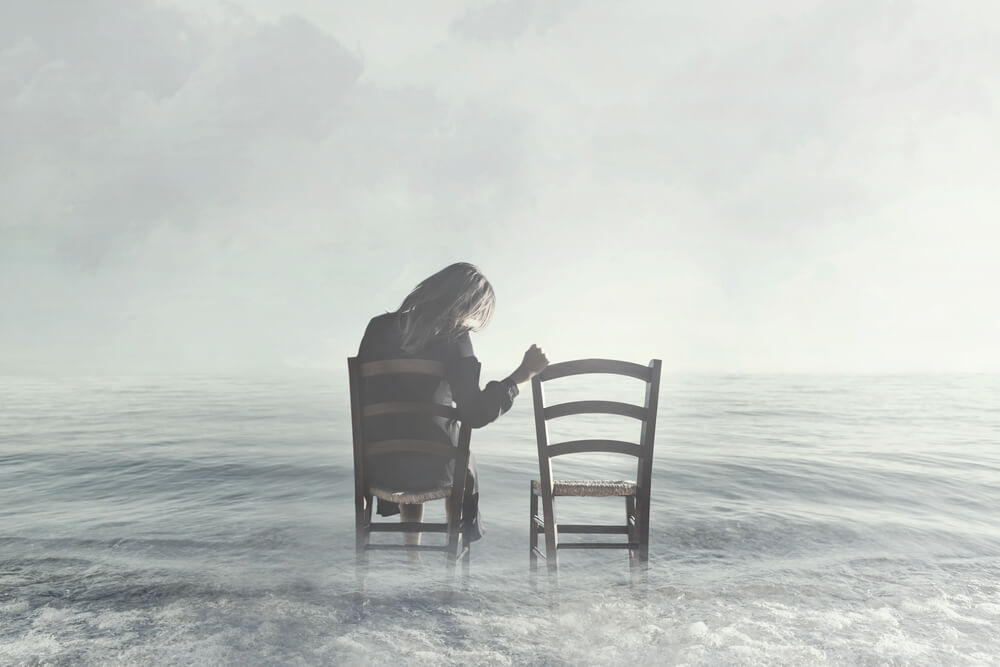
[529,358,662,573]
[348,357,474,565]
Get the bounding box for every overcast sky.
[2,0,998,375]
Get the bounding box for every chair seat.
[532,479,637,497]
[369,486,452,504]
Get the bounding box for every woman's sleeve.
[447,334,519,428]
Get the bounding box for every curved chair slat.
[362,401,457,419]
[360,359,447,378]
[546,439,644,458]
[365,439,457,459]
[368,487,452,504]
[543,400,647,421]
[539,358,653,382]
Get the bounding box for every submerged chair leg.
[356,495,372,568]
[626,495,637,569]
[541,492,559,574]
[529,484,540,571]
[638,496,650,564]
[355,496,372,591]
[447,495,469,567]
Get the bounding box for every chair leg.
[356,495,371,565]
[446,496,462,563]
[626,495,637,569]
[356,495,372,584]
[529,483,539,571]
[355,507,363,565]
[541,490,558,574]
[638,496,650,564]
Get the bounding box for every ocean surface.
[1,372,998,666]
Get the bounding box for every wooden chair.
[529,358,662,573]
[348,357,473,566]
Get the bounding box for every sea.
[1,372,998,666]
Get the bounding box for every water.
[2,373,999,665]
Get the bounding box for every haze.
[2,1,998,376]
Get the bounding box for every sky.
[2,0,999,375]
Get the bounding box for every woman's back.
[358,312,462,491]
[354,263,547,542]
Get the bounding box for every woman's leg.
[399,503,423,545]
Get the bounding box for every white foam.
[32,607,76,626]
[95,610,148,631]
[817,609,856,631]
[976,602,1000,616]
[869,606,899,626]
[926,596,994,626]
[874,632,929,658]
[687,621,708,638]
[0,600,29,615]
[448,648,514,666]
[3,558,1000,666]
[0,632,62,663]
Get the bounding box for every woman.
[358,262,548,543]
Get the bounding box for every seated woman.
[358,262,548,543]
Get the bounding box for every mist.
[3,0,999,375]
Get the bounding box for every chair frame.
[529,358,662,573]
[348,357,473,566]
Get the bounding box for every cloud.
[452,0,581,44]
[2,0,998,373]
[0,1,531,373]
[3,7,365,262]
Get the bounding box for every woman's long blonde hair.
[395,262,496,353]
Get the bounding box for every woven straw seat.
[531,479,637,497]
[370,486,452,504]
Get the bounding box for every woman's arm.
[502,344,550,388]
[448,338,549,428]
[449,357,518,428]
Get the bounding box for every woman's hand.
[508,344,549,386]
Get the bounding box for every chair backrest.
[347,357,472,500]
[531,358,662,492]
